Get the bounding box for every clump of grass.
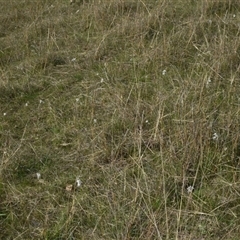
[1,0,240,239]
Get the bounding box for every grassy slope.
[1,0,240,239]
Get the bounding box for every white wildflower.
[93,119,97,124]
[76,177,82,188]
[36,172,41,180]
[162,69,166,75]
[206,78,211,87]
[212,132,218,140]
[187,185,194,194]
[3,112,7,116]
[76,98,79,102]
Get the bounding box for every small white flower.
[93,119,97,124]
[212,132,218,140]
[100,78,104,83]
[233,14,236,18]
[25,102,29,107]
[162,69,166,75]
[206,78,211,87]
[76,98,79,102]
[71,58,76,62]
[187,185,194,194]
[39,100,44,104]
[145,120,149,124]
[36,172,41,180]
[3,112,7,116]
[76,177,82,187]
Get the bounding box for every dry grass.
[1,0,240,239]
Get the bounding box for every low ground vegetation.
[1,0,240,239]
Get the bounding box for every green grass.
[1,0,240,239]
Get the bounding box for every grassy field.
[1,0,240,239]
